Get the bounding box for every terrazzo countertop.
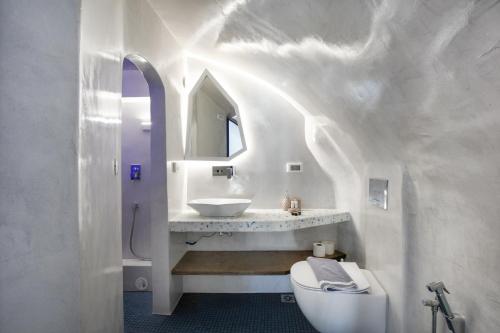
[169,209,350,232]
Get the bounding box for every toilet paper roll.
[321,241,335,256]
[313,242,326,257]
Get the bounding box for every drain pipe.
[185,232,233,245]
[422,299,439,333]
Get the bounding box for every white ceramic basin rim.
[188,198,252,217]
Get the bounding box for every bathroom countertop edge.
[168,209,351,232]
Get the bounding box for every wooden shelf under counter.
[172,250,346,275]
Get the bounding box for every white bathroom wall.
[362,163,404,333]
[181,61,346,263]
[149,1,500,331]
[182,227,339,293]
[0,1,81,332]
[79,0,188,323]
[185,225,337,251]
[183,275,292,293]
[79,0,124,331]
[0,0,184,330]
[2,1,498,332]
[183,62,341,210]
[123,0,186,314]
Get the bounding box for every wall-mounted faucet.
[213,166,234,179]
[423,281,465,333]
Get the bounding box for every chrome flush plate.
[369,178,388,210]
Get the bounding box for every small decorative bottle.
[281,191,291,211]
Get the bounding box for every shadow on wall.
[401,168,421,332]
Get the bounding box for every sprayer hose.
[129,204,151,260]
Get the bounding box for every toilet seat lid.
[290,261,371,292]
[290,261,321,290]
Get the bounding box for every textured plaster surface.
[79,0,124,331]
[149,1,500,331]
[0,1,81,332]
[2,1,499,332]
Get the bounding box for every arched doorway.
[121,54,169,315]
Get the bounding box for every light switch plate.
[369,178,388,210]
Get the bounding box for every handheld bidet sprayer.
[424,281,465,333]
[426,281,454,322]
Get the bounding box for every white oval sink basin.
[187,198,252,217]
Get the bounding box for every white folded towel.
[307,257,370,293]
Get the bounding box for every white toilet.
[291,261,387,333]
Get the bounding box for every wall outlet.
[286,162,303,173]
[212,166,234,178]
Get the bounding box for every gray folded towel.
[306,257,359,292]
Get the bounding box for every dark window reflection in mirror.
[227,115,243,157]
[186,70,246,160]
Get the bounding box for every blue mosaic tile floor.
[124,292,318,333]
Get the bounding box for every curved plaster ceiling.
[148,0,500,173]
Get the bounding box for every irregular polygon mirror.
[185,70,246,160]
